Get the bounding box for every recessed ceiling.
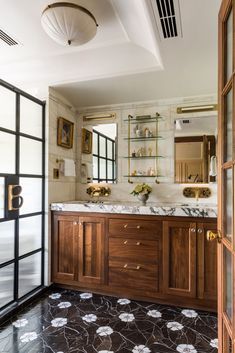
[0,0,221,106]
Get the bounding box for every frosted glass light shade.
[41,2,98,46]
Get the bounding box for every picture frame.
[57,117,74,149]
[82,128,92,154]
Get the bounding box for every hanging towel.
[209,156,217,177]
[64,158,76,177]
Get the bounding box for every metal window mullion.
[41,103,46,287]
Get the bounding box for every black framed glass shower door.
[0,79,45,314]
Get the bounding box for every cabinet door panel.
[197,222,217,301]
[52,216,78,282]
[79,217,105,284]
[163,221,196,297]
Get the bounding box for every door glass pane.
[0,132,15,174]
[226,9,233,83]
[100,159,106,179]
[0,85,15,131]
[99,136,106,157]
[93,132,97,155]
[20,96,42,138]
[0,221,14,264]
[19,178,42,215]
[224,247,232,321]
[93,156,98,179]
[0,264,14,308]
[107,140,113,159]
[225,90,233,162]
[20,137,42,175]
[224,168,232,240]
[108,160,113,179]
[19,216,42,256]
[0,177,4,219]
[18,252,41,298]
[223,324,232,353]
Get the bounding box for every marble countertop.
[51,201,217,218]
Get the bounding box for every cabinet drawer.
[109,260,158,291]
[109,237,158,263]
[108,218,162,238]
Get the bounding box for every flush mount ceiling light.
[41,2,98,46]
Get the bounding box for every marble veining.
[0,289,218,353]
[51,201,217,218]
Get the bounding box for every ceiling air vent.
[150,0,182,40]
[0,28,18,46]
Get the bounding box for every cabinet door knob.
[123,240,128,245]
[190,228,196,233]
[124,224,128,228]
[73,222,77,225]
[136,225,141,229]
[136,242,141,246]
[197,228,203,233]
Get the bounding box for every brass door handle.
[8,185,24,211]
[206,230,222,243]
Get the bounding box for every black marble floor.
[0,289,218,353]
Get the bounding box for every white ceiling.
[0,0,221,107]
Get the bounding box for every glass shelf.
[123,156,164,159]
[124,136,164,141]
[124,116,164,123]
[123,175,164,178]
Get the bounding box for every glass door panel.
[0,178,4,219]
[224,168,233,241]
[0,264,14,308]
[20,96,42,138]
[224,247,233,321]
[0,85,16,131]
[0,221,14,264]
[18,252,41,298]
[225,89,233,162]
[223,324,232,353]
[225,9,233,83]
[19,215,42,256]
[19,178,42,215]
[20,137,42,175]
[0,132,15,174]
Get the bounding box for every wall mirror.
[174,115,217,183]
[81,122,117,183]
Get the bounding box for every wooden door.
[52,215,78,282]
[78,216,105,285]
[197,222,217,302]
[163,221,197,298]
[218,0,235,351]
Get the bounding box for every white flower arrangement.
[12,319,28,328]
[117,298,131,305]
[51,318,67,327]
[82,314,97,323]
[119,313,135,322]
[57,302,71,309]
[96,326,113,336]
[181,309,198,318]
[210,338,218,348]
[49,293,61,300]
[147,310,162,318]
[166,321,184,331]
[20,332,38,343]
[80,292,93,299]
[132,345,151,353]
[176,344,197,353]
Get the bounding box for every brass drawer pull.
[123,241,141,245]
[123,264,141,270]
[190,228,196,233]
[123,224,141,230]
[197,228,203,233]
[136,242,141,245]
[123,240,128,244]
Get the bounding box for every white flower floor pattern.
[0,289,218,353]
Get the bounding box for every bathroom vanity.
[51,202,217,311]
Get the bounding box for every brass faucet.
[86,185,111,197]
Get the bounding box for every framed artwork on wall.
[82,128,92,154]
[57,117,74,149]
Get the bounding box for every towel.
[209,156,217,177]
[64,158,76,177]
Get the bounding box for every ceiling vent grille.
[0,29,18,46]
[150,0,182,40]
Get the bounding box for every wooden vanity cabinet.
[52,212,217,311]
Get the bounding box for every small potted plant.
[130,183,152,205]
